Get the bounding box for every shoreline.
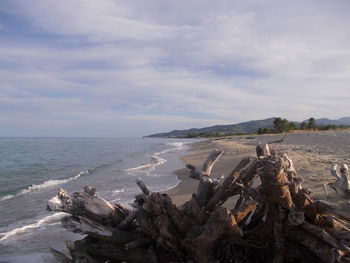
[166,130,350,209]
[166,138,257,206]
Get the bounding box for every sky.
[0,0,350,137]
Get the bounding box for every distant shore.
[167,129,350,211]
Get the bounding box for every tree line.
[257,117,347,134]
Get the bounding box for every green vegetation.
[148,116,350,138]
[173,117,350,138]
[257,117,349,135]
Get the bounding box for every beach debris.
[267,135,287,144]
[185,149,224,180]
[328,163,350,198]
[48,144,350,263]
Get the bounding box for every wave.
[0,170,91,202]
[166,142,185,148]
[0,212,65,242]
[125,150,169,174]
[0,194,15,201]
[125,141,186,176]
[125,163,154,172]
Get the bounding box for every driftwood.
[186,149,224,179]
[48,144,350,263]
[326,163,350,199]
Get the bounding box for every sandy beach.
[167,130,350,211]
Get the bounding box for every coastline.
[167,130,350,210]
[166,138,257,206]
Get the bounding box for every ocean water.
[0,137,194,262]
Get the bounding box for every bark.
[47,187,125,226]
[185,164,201,180]
[201,149,224,176]
[47,145,350,263]
[136,178,151,195]
[301,222,346,250]
[260,155,293,209]
[185,149,224,180]
[331,163,350,197]
[268,135,287,144]
[206,157,251,210]
[256,143,270,158]
[287,230,346,263]
[232,199,258,223]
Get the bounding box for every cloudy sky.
[1,0,349,137]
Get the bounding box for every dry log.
[72,236,155,263]
[201,149,224,176]
[125,238,153,250]
[61,216,143,243]
[117,210,137,230]
[301,222,347,250]
[314,215,350,231]
[330,163,350,198]
[196,175,216,207]
[47,143,350,263]
[232,199,258,223]
[260,155,293,209]
[180,196,209,224]
[185,149,224,180]
[47,187,125,226]
[206,157,251,210]
[190,207,243,263]
[287,230,346,263]
[185,164,201,180]
[273,211,285,263]
[136,177,151,195]
[268,135,287,144]
[256,143,270,158]
[315,200,350,222]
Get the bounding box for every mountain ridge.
[147,117,350,138]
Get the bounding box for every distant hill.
[312,117,350,126]
[147,116,350,138]
[147,117,276,137]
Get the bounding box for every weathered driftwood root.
[48,144,350,263]
[328,163,350,198]
[186,149,224,179]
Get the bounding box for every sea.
[0,137,195,262]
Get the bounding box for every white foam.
[125,142,185,176]
[125,152,167,173]
[0,170,89,202]
[0,194,15,201]
[166,142,185,148]
[125,163,154,172]
[0,212,65,242]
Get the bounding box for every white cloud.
[1,0,350,136]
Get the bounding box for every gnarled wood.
[186,149,224,180]
[330,163,350,198]
[136,178,151,195]
[47,187,125,226]
[256,143,270,158]
[48,142,350,263]
[268,135,287,144]
[206,157,251,210]
[185,164,201,180]
[260,155,293,209]
[201,149,224,176]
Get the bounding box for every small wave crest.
[125,142,185,176]
[0,212,65,242]
[166,142,185,148]
[0,170,91,202]
[125,151,167,174]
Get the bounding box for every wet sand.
[166,129,350,211]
